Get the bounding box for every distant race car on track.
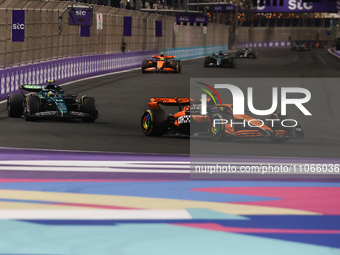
[141,97,304,143]
[291,44,311,51]
[311,42,324,49]
[142,54,181,73]
[7,81,98,122]
[204,51,236,68]
[236,48,257,59]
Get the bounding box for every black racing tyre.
[142,60,149,73]
[208,112,234,141]
[171,61,181,73]
[7,93,25,118]
[177,61,181,73]
[253,53,257,59]
[141,109,168,136]
[268,112,291,143]
[82,97,97,122]
[204,57,211,67]
[24,95,40,121]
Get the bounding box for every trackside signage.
[176,14,208,23]
[253,0,339,13]
[201,85,311,116]
[69,9,92,26]
[197,83,312,128]
[12,10,25,42]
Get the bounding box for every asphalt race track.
[0,47,339,157]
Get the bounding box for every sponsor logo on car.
[35,111,59,116]
[178,115,190,124]
[70,111,89,117]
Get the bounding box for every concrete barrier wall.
[238,27,333,43]
[0,42,229,100]
[0,0,229,69]
[0,50,158,100]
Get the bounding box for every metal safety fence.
[162,44,229,60]
[0,0,230,69]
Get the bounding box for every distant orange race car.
[141,97,304,143]
[141,55,181,73]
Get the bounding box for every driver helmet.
[47,91,56,97]
[218,52,223,56]
[245,47,249,51]
[160,54,165,60]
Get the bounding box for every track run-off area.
[0,47,340,255]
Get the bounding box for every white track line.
[317,55,326,65]
[328,48,340,59]
[0,166,189,173]
[0,209,192,220]
[0,160,190,167]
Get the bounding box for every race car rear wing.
[20,84,43,92]
[152,55,176,59]
[149,97,194,111]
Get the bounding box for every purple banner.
[176,14,208,23]
[252,0,339,13]
[69,9,92,26]
[155,21,162,37]
[237,40,333,49]
[12,10,25,42]
[0,50,159,100]
[123,17,132,37]
[211,4,236,12]
[80,26,90,37]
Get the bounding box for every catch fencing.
[0,0,229,69]
[237,40,333,49]
[162,44,229,60]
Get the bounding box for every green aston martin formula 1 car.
[7,81,98,122]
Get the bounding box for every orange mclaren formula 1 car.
[141,55,181,73]
[141,97,304,143]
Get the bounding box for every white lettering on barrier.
[20,71,23,87]
[6,75,10,93]
[24,70,27,85]
[1,74,4,94]
[57,64,60,80]
[10,72,14,92]
[29,68,32,84]
[288,0,313,10]
[76,10,87,16]
[36,69,40,84]
[32,68,36,84]
[12,23,25,30]
[15,71,19,91]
